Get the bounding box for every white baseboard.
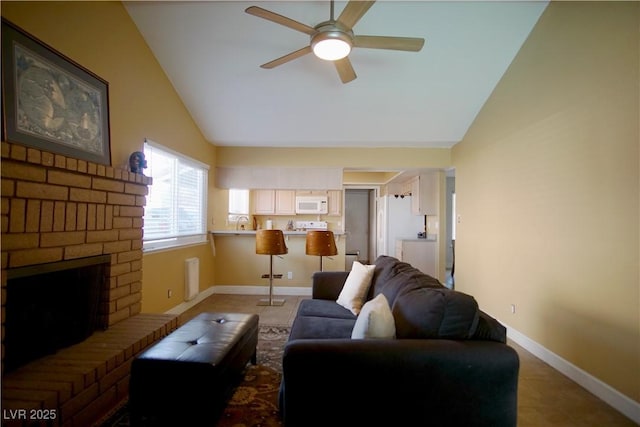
[164,285,219,315]
[503,321,640,424]
[164,285,311,316]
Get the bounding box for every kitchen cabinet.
[327,190,342,216]
[252,190,296,215]
[409,174,438,215]
[275,190,296,215]
[396,239,438,278]
[253,190,275,215]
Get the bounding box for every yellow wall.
[1,2,217,313]
[452,1,639,402]
[216,146,451,169]
[213,234,345,287]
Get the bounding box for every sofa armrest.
[280,339,519,427]
[311,271,350,300]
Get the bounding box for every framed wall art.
[1,18,111,166]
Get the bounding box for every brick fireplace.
[1,141,151,336]
[1,141,178,426]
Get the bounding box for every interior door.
[344,189,371,266]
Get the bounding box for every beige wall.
[213,234,345,287]
[216,146,451,169]
[452,1,639,402]
[1,2,217,313]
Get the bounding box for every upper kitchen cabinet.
[327,190,342,216]
[276,190,296,215]
[410,174,438,215]
[253,190,275,214]
[252,190,296,215]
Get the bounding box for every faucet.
[236,215,250,230]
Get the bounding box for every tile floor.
[179,293,637,427]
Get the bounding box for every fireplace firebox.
[4,255,111,372]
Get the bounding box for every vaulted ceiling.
[125,1,548,149]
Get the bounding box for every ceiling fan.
[245,0,425,84]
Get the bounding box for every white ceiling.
[125,1,548,149]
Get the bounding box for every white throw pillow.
[336,261,375,315]
[351,294,396,339]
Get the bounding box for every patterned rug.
[100,325,290,427]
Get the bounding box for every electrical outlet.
[287,271,293,280]
[168,289,173,298]
[510,304,516,314]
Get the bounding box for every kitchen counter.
[396,239,438,278]
[209,230,344,256]
[211,230,344,236]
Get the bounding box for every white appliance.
[377,195,424,257]
[295,221,328,230]
[295,196,328,214]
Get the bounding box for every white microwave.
[295,196,328,214]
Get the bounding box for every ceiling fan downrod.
[312,0,353,61]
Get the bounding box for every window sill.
[143,235,208,254]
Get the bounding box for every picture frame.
[1,18,111,166]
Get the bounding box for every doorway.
[445,170,456,288]
[344,188,377,269]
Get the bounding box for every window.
[228,189,249,222]
[143,140,209,251]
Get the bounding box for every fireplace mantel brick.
[1,141,168,426]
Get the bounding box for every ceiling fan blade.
[336,1,376,30]
[260,46,312,69]
[245,6,316,35]
[334,57,357,84]
[354,35,425,52]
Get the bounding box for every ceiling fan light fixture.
[312,31,352,61]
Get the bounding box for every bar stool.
[305,230,337,271]
[256,229,288,306]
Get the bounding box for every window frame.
[142,139,209,253]
[228,188,250,223]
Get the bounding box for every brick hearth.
[1,142,177,426]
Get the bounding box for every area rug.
[100,325,290,427]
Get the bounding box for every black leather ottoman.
[129,312,259,426]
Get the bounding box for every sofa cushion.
[370,256,413,296]
[336,261,375,315]
[376,270,422,307]
[369,255,401,294]
[297,299,356,320]
[351,294,395,339]
[289,315,355,340]
[392,288,479,339]
[369,256,444,303]
[471,310,507,343]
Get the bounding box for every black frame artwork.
[1,18,111,165]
